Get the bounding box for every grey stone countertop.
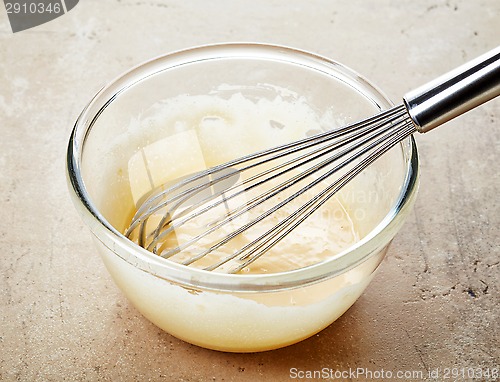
[0,1,498,381]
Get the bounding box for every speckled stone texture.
[0,1,498,381]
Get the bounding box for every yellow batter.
[124,91,360,273]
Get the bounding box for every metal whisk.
[125,47,500,273]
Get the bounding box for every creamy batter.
[123,90,360,273]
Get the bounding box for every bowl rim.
[67,42,419,292]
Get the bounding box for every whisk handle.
[403,46,500,133]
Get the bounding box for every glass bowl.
[66,43,419,352]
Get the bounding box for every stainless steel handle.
[403,46,500,133]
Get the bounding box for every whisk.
[125,46,500,273]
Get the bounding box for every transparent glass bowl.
[67,43,419,352]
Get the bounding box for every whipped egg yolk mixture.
[124,91,359,273]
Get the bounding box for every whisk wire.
[148,108,407,253]
[141,106,415,272]
[125,106,416,272]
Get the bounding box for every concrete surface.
[0,0,498,381]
